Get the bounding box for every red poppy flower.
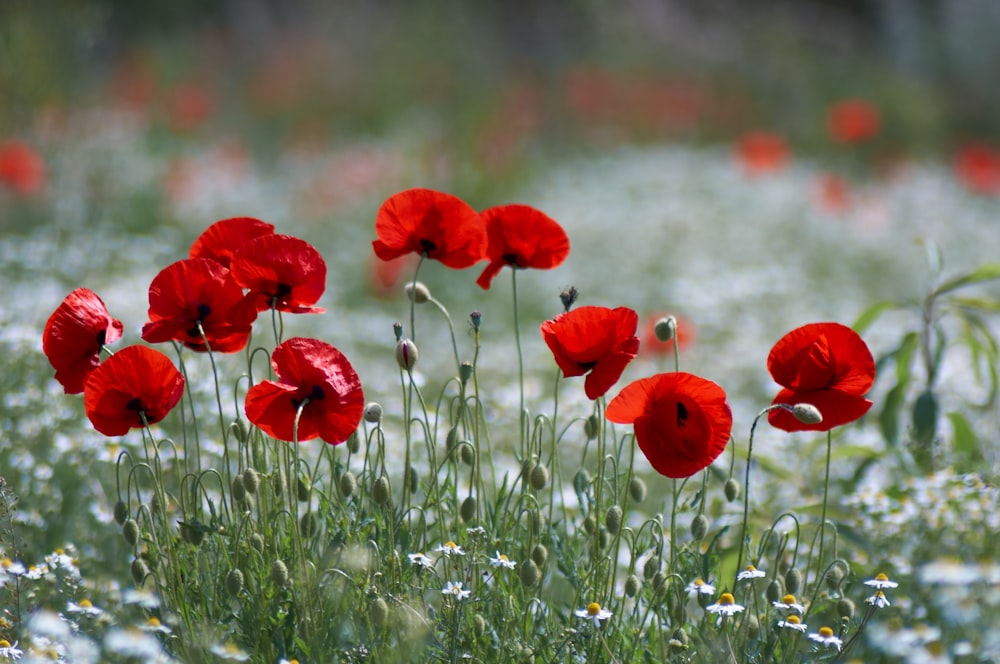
[141,258,258,352]
[767,322,875,432]
[83,345,185,436]
[372,188,486,269]
[0,139,46,195]
[541,305,640,400]
[953,143,1000,197]
[189,217,275,268]
[475,204,570,289]
[230,234,327,314]
[734,131,790,175]
[244,337,364,444]
[815,173,851,213]
[606,372,732,478]
[43,288,124,394]
[827,99,881,144]
[642,313,696,356]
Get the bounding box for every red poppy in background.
[606,372,732,478]
[165,83,215,132]
[372,188,486,269]
[245,337,364,444]
[541,305,640,400]
[141,258,258,352]
[367,253,418,299]
[476,204,570,289]
[189,217,275,268]
[816,173,851,213]
[642,313,696,356]
[767,322,875,432]
[827,99,881,144]
[83,345,185,436]
[230,234,327,314]
[0,139,46,195]
[43,288,124,394]
[953,143,1000,197]
[734,131,790,175]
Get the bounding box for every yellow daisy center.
[55,548,65,555]
[785,615,801,625]
[0,640,10,648]
[445,541,457,549]
[718,593,735,605]
[499,554,509,561]
[1,559,11,569]
[147,617,161,627]
[745,565,757,572]
[875,572,889,582]
[693,578,705,586]
[818,626,834,638]
[587,602,602,615]
[781,594,797,604]
[79,599,93,608]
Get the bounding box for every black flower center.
[420,239,437,255]
[96,328,107,346]
[676,402,688,428]
[502,252,519,266]
[291,385,325,410]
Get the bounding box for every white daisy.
[706,593,745,616]
[0,639,23,660]
[488,551,516,570]
[209,642,251,661]
[442,581,471,600]
[737,564,766,581]
[777,615,808,632]
[408,552,434,568]
[685,578,716,596]
[864,572,899,590]
[772,594,805,614]
[434,541,465,556]
[808,626,843,651]
[575,602,613,627]
[66,599,104,616]
[866,590,891,608]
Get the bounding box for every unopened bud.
[766,578,783,603]
[724,478,740,502]
[529,464,549,491]
[474,614,488,637]
[625,574,641,597]
[785,568,803,595]
[392,321,403,341]
[691,514,709,540]
[605,505,623,536]
[825,568,844,590]
[651,570,668,593]
[531,543,548,569]
[574,469,592,493]
[629,477,647,504]
[670,628,689,651]
[407,466,419,493]
[242,468,260,495]
[559,286,579,312]
[460,496,477,523]
[370,597,390,627]
[395,338,418,371]
[233,418,249,444]
[225,568,244,596]
[364,402,383,423]
[271,559,289,587]
[404,281,431,303]
[347,430,360,453]
[231,475,247,503]
[181,522,205,546]
[584,415,599,440]
[790,403,823,424]
[837,597,856,619]
[113,500,128,526]
[372,476,392,506]
[250,533,265,555]
[520,558,541,588]
[654,316,677,343]
[339,471,357,498]
[598,527,610,549]
[297,475,311,502]
[583,514,597,535]
[470,311,482,331]
[130,558,148,585]
[300,512,318,537]
[745,614,761,639]
[460,443,475,466]
[459,361,473,384]
[122,518,140,547]
[643,556,660,580]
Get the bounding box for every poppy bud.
[574,469,592,493]
[231,476,247,504]
[404,281,431,303]
[690,514,709,540]
[745,614,761,639]
[643,556,660,580]
[459,361,473,385]
[529,464,549,491]
[531,543,548,569]
[151,492,162,516]
[271,559,289,587]
[406,466,419,493]
[460,444,475,466]
[392,321,403,341]
[790,403,823,425]
[300,512,318,537]
[651,570,668,594]
[370,597,390,627]
[470,310,482,331]
[474,614,488,638]
[519,559,540,588]
[766,579,783,603]
[825,568,844,590]
[372,476,392,506]
[122,518,140,547]
[521,458,536,479]
[584,415,599,440]
[837,597,856,619]
[559,286,579,312]
[232,418,249,444]
[528,510,544,535]
[654,316,677,343]
[446,427,459,452]
[460,496,477,523]
[629,477,647,504]
[113,500,128,526]
[297,475,311,502]
[347,430,360,453]
[605,505,623,536]
[598,527,610,550]
[724,478,740,502]
[131,558,148,585]
[583,514,597,535]
[225,568,244,596]
[181,521,205,546]
[242,468,260,495]
[785,568,803,595]
[250,533,265,555]
[273,469,284,497]
[625,574,641,598]
[395,339,418,371]
[339,472,357,498]
[364,402,383,424]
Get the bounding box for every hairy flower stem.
[511,269,528,458]
[408,255,426,342]
[814,430,834,587]
[736,406,781,587]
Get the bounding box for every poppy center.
[126,397,143,412]
[291,385,325,410]
[502,252,520,266]
[274,283,293,298]
[419,238,437,255]
[96,328,107,346]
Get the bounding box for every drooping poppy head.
[189,217,275,268]
[953,143,1000,197]
[734,131,790,175]
[372,188,487,269]
[541,305,640,400]
[244,337,364,444]
[141,258,258,353]
[826,99,881,144]
[43,288,124,394]
[0,139,46,195]
[767,322,875,432]
[83,345,185,436]
[606,372,732,478]
[230,234,327,314]
[642,313,696,357]
[475,204,570,289]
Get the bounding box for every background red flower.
[245,337,364,444]
[767,321,875,432]
[541,305,640,400]
[606,372,732,478]
[0,139,46,195]
[475,203,570,289]
[953,143,1000,197]
[84,345,185,436]
[826,99,881,144]
[141,258,258,352]
[230,234,327,313]
[372,188,486,269]
[43,288,124,394]
[641,313,696,357]
[734,131,790,175]
[189,216,276,268]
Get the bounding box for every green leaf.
[829,444,882,462]
[879,383,905,446]
[933,262,1000,297]
[853,301,898,334]
[950,296,1000,313]
[948,411,985,469]
[912,390,938,446]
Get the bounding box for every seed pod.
[766,578,783,603]
[628,477,647,504]
[122,518,140,547]
[233,418,249,444]
[473,614,487,638]
[625,574,641,598]
[643,556,660,580]
[297,475,311,502]
[130,558,148,585]
[271,560,289,587]
[225,569,244,596]
[460,496,477,523]
[837,597,856,620]
[584,415,599,440]
[598,528,610,549]
[459,361,473,385]
[242,468,260,495]
[404,281,431,304]
[113,500,128,526]
[372,476,392,506]
[825,568,844,591]
[605,505,623,536]
[529,464,549,491]
[300,512,318,537]
[369,597,390,627]
[339,472,357,498]
[531,543,548,569]
[583,514,597,535]
[395,339,418,371]
[651,570,668,594]
[249,533,265,555]
[724,478,740,502]
[231,476,247,504]
[690,514,709,540]
[519,559,540,588]
[654,316,676,343]
[460,443,475,466]
[785,568,803,595]
[346,431,360,453]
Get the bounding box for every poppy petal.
[373,188,486,269]
[768,388,873,432]
[83,346,185,436]
[476,204,569,290]
[767,322,874,395]
[43,288,124,394]
[189,217,275,268]
[230,234,327,314]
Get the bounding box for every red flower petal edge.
[189,216,276,268]
[230,234,327,314]
[476,204,570,289]
[43,288,124,394]
[84,345,185,436]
